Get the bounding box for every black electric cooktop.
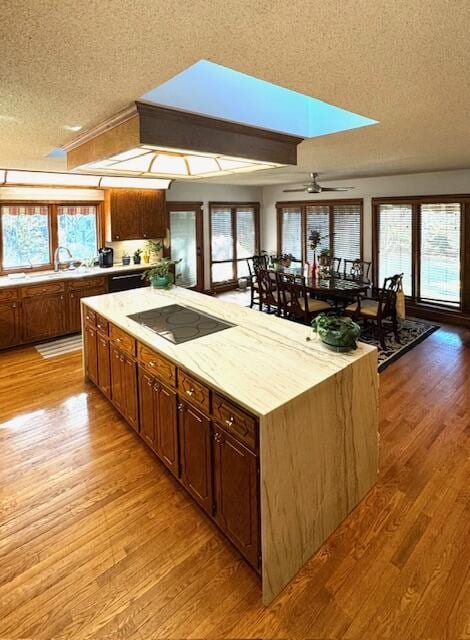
[127,304,236,345]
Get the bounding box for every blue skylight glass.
[141,60,377,138]
[47,148,67,158]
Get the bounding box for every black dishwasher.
[108,271,147,292]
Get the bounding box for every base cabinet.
[110,344,138,430]
[97,333,111,398]
[84,325,99,386]
[213,425,260,568]
[0,300,20,348]
[178,401,213,516]
[22,293,67,342]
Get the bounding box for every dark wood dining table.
[282,268,371,299]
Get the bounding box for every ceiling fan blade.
[320,186,353,192]
[283,188,307,193]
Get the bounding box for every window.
[57,205,98,260]
[0,202,100,273]
[374,197,465,310]
[1,205,51,269]
[210,203,259,286]
[278,199,363,264]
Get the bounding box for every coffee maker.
[98,247,114,268]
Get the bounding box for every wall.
[261,169,470,261]
[167,181,262,290]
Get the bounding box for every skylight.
[141,60,378,138]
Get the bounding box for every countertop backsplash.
[106,239,164,263]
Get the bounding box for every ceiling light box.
[65,102,303,179]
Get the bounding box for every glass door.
[168,203,204,291]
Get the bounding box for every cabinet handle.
[148,361,155,367]
[177,403,184,412]
[120,356,124,362]
[153,383,160,392]
[60,295,64,300]
[70,293,75,298]
[12,303,17,308]
[147,378,153,386]
[186,388,195,396]
[115,234,120,239]
[225,416,235,427]
[213,432,223,443]
[115,337,121,343]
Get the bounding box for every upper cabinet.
[104,189,167,241]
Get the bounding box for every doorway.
[166,202,204,291]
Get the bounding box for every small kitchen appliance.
[98,247,114,268]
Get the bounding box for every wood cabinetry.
[178,400,213,516]
[21,282,67,342]
[104,189,167,241]
[0,289,20,348]
[68,277,107,333]
[83,308,260,571]
[213,424,259,568]
[138,366,178,476]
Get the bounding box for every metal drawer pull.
[148,361,155,367]
[213,432,223,443]
[177,403,184,411]
[186,388,195,396]
[153,383,160,392]
[225,416,235,427]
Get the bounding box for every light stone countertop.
[0,263,155,288]
[82,286,377,417]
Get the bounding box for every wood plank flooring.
[0,324,469,639]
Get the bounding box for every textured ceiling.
[1,0,470,186]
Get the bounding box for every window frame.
[0,200,103,275]
[276,198,364,264]
[372,194,470,315]
[209,201,260,291]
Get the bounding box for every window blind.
[281,208,302,259]
[57,205,98,260]
[420,203,461,306]
[378,204,413,295]
[306,205,329,263]
[332,204,361,263]
[211,206,234,283]
[236,207,256,279]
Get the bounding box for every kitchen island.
[82,286,379,605]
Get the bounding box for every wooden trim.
[208,202,260,290]
[372,194,470,205]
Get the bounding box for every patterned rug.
[35,334,82,359]
[357,318,438,372]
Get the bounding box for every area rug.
[358,318,439,372]
[35,335,82,359]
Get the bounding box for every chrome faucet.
[54,246,73,272]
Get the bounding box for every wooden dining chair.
[277,272,332,324]
[247,254,269,308]
[343,259,372,281]
[257,269,281,314]
[344,273,403,348]
[331,257,342,273]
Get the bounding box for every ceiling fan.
[283,172,353,194]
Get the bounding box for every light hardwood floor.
[0,323,469,639]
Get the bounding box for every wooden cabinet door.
[110,344,123,411]
[122,353,138,431]
[157,382,178,477]
[68,281,107,333]
[178,401,213,515]
[22,294,67,342]
[0,300,20,348]
[139,367,156,450]
[97,333,111,398]
[84,324,98,386]
[213,425,260,569]
[141,190,166,239]
[109,190,142,240]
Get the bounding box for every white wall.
[261,169,470,261]
[167,181,262,289]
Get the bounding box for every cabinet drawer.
[96,314,109,335]
[178,371,210,413]
[110,324,136,356]
[138,343,176,388]
[84,307,96,327]
[21,281,65,298]
[69,276,107,292]
[0,288,19,302]
[212,393,257,452]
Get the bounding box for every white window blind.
[306,205,329,263]
[211,207,233,284]
[420,203,461,306]
[280,208,302,259]
[332,204,361,263]
[236,208,256,278]
[378,204,413,295]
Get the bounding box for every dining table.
[281,267,371,299]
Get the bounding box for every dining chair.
[247,254,269,308]
[277,272,332,324]
[344,273,403,349]
[257,269,281,314]
[331,257,342,273]
[343,259,372,281]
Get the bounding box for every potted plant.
[318,248,331,267]
[310,313,361,352]
[144,239,162,263]
[308,230,329,277]
[133,248,143,265]
[143,258,182,289]
[122,251,131,266]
